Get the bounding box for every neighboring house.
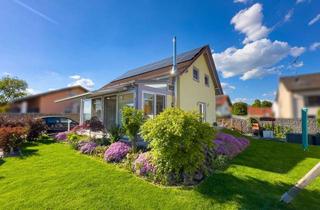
[274,73,320,119]
[216,95,232,118]
[57,45,223,129]
[247,106,274,118]
[10,86,88,114]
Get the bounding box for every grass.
[0,131,320,210]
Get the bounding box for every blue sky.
[0,0,319,104]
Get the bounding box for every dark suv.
[40,116,78,133]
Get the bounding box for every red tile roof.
[216,95,232,106]
[247,106,274,117]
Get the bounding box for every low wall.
[0,113,80,122]
[217,117,320,134]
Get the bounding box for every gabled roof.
[280,73,320,92]
[13,85,89,103]
[216,95,232,106]
[101,45,223,95]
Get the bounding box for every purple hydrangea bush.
[133,152,156,176]
[213,133,250,158]
[80,142,97,154]
[55,132,68,141]
[104,141,131,162]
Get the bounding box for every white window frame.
[193,67,200,82]
[142,91,166,118]
[199,102,206,122]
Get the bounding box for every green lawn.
[0,132,320,210]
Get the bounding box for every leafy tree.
[252,99,261,107]
[232,102,248,116]
[121,106,144,152]
[0,76,28,104]
[261,100,273,108]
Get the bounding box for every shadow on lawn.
[221,129,320,174]
[196,172,320,209]
[19,147,39,159]
[0,159,4,166]
[232,140,320,174]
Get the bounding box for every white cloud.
[2,72,11,76]
[213,39,304,79]
[284,9,294,22]
[234,97,249,102]
[310,42,320,51]
[26,88,38,95]
[290,46,306,57]
[292,61,304,68]
[308,14,320,26]
[68,75,95,89]
[263,91,276,97]
[240,65,283,80]
[69,75,81,80]
[231,3,270,44]
[234,0,249,3]
[221,82,236,94]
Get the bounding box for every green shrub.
[274,125,291,139]
[141,108,215,185]
[67,133,87,149]
[212,155,229,171]
[232,102,248,116]
[108,125,124,143]
[93,146,108,158]
[121,106,144,152]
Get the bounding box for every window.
[156,95,165,115]
[199,103,206,122]
[305,96,320,107]
[193,68,199,81]
[143,93,166,117]
[83,99,92,121]
[204,74,209,86]
[118,93,134,123]
[143,93,154,117]
[92,98,102,121]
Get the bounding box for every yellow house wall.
[178,54,216,124]
[277,82,294,118]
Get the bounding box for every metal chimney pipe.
[171,36,178,107]
[171,36,177,75]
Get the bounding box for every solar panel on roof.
[112,46,204,81]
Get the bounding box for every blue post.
[301,108,308,150]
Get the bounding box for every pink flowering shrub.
[133,152,156,176]
[104,142,131,162]
[80,142,97,154]
[55,132,68,141]
[213,133,250,158]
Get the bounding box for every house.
[56,45,223,129]
[216,95,232,118]
[274,73,320,119]
[10,86,88,114]
[247,106,274,118]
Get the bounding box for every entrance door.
[104,96,117,130]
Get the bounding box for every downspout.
[171,36,178,107]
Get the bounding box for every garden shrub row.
[54,107,250,186]
[0,116,48,155]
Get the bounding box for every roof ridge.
[110,45,208,82]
